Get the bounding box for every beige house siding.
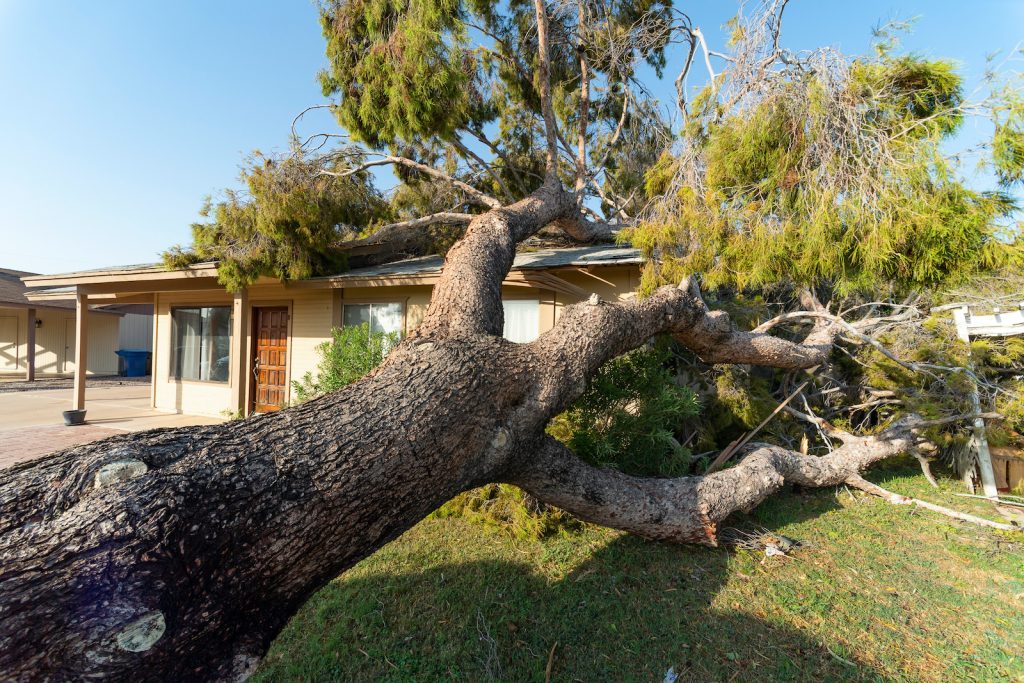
[0,305,120,377]
[550,266,638,323]
[274,289,334,398]
[0,313,18,372]
[153,291,234,417]
[152,289,336,417]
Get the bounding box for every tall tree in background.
[2,1,1022,680]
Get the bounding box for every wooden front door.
[252,307,289,413]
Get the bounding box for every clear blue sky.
[1,1,1021,274]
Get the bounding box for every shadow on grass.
[255,484,887,682]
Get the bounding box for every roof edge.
[21,262,219,288]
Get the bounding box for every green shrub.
[291,323,397,402]
[550,341,701,477]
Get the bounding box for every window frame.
[169,305,234,384]
[341,300,407,337]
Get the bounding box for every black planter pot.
[62,409,87,426]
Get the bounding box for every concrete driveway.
[0,384,223,468]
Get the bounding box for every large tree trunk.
[0,337,539,680]
[0,180,922,681]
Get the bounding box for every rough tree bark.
[0,178,936,681]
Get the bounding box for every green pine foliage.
[317,0,671,206]
[292,323,398,402]
[169,0,679,286]
[627,50,1024,297]
[547,342,700,477]
[318,0,475,147]
[163,151,389,291]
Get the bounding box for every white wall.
[0,305,120,377]
[118,312,154,350]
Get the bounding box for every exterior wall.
[0,311,17,372]
[152,288,334,418]
[549,266,637,323]
[118,312,154,350]
[253,287,333,398]
[336,285,433,334]
[146,264,639,417]
[0,306,120,377]
[153,291,234,418]
[333,267,637,338]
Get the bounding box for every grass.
[254,462,1024,682]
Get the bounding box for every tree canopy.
[629,23,1024,296]
[164,151,388,290]
[165,3,1022,304]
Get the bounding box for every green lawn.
[254,463,1024,682]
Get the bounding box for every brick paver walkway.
[0,424,123,469]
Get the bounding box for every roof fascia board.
[21,263,219,287]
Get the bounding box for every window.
[502,299,539,343]
[171,307,232,382]
[343,302,404,337]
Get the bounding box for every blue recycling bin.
[116,349,151,377]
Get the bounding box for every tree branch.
[464,128,533,194]
[692,27,717,96]
[451,138,514,201]
[417,180,581,337]
[320,155,502,209]
[530,278,840,418]
[592,88,630,181]
[575,0,591,196]
[532,0,561,178]
[536,276,839,395]
[845,475,1016,531]
[589,176,631,221]
[753,309,987,386]
[508,418,919,545]
[334,213,474,266]
[674,37,698,121]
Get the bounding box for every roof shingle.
[0,268,74,309]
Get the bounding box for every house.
[21,245,643,418]
[0,267,124,380]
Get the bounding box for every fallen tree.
[2,1,1022,680]
[0,185,943,680]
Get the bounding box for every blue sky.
[0,1,1021,274]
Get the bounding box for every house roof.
[305,244,643,282]
[0,267,76,310]
[20,245,643,300]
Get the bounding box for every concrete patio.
[0,383,223,468]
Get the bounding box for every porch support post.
[230,288,250,415]
[150,293,159,408]
[72,293,88,411]
[25,308,36,382]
